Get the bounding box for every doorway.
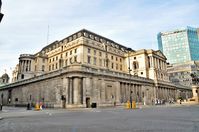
[86,97,91,108]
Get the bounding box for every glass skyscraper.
[157,26,199,64]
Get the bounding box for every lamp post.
[127,48,132,108]
[0,0,4,23]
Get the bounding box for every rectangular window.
[88,56,91,64]
[111,63,114,69]
[74,56,77,62]
[53,58,55,62]
[56,56,58,60]
[111,56,114,60]
[70,50,72,55]
[120,64,122,71]
[42,65,45,71]
[88,48,91,54]
[49,59,51,63]
[56,63,58,69]
[120,58,122,62]
[94,50,96,55]
[66,52,68,57]
[49,65,51,71]
[99,52,102,57]
[116,57,118,61]
[94,57,97,65]
[116,64,118,70]
[65,59,68,66]
[74,48,77,53]
[52,64,54,70]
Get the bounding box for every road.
[0,105,199,132]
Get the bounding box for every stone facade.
[0,29,192,108]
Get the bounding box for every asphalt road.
[0,105,199,132]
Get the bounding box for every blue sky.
[0,0,199,77]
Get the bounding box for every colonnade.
[155,87,176,101]
[148,56,166,70]
[19,60,32,73]
[120,82,142,103]
[64,77,83,105]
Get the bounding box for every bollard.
[125,101,130,109]
[35,102,40,111]
[132,101,136,109]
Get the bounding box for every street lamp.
[0,0,4,23]
[127,48,133,108]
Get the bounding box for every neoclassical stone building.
[0,29,192,108]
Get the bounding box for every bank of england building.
[0,29,192,108]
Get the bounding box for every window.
[99,52,102,57]
[141,72,143,75]
[74,48,77,53]
[88,56,91,64]
[116,57,118,61]
[94,50,96,55]
[42,65,45,71]
[111,56,114,60]
[42,58,45,63]
[53,58,55,62]
[65,59,68,66]
[134,57,136,60]
[49,65,51,71]
[65,52,68,57]
[52,64,54,70]
[111,63,114,69]
[94,57,97,65]
[88,48,91,54]
[116,64,118,70]
[49,59,51,63]
[120,65,122,71]
[74,56,77,62]
[56,56,58,61]
[120,58,122,62]
[56,63,58,69]
[70,50,72,55]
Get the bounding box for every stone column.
[82,77,86,105]
[73,77,83,104]
[151,56,154,68]
[115,81,120,103]
[68,78,73,104]
[64,77,69,104]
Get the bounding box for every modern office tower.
[158,26,199,64]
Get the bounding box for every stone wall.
[0,64,192,108]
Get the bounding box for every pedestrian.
[0,104,2,111]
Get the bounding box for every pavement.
[0,102,196,119]
[0,104,199,132]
